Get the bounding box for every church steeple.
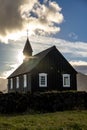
[23,38,33,60]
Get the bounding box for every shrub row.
[0,91,87,114]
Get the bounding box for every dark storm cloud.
[0,0,28,35]
[0,0,64,37]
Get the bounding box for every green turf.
[0,111,87,130]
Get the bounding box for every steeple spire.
[23,31,33,61]
[23,38,33,56]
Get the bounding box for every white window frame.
[16,77,19,88]
[10,78,13,89]
[24,74,27,88]
[63,74,70,87]
[39,73,47,87]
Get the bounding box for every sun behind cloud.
[17,51,25,63]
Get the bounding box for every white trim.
[39,73,47,87]
[10,78,13,89]
[63,74,70,87]
[24,74,27,88]
[16,77,19,88]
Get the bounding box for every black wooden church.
[8,38,77,93]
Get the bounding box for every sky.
[0,0,87,79]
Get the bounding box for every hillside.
[0,111,87,130]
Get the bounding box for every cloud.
[70,61,87,66]
[1,35,87,78]
[0,41,24,78]
[68,32,78,40]
[0,0,25,35]
[0,62,19,78]
[29,36,87,58]
[28,0,64,35]
[0,0,38,36]
[0,0,64,40]
[74,65,87,75]
[32,1,63,24]
[0,64,18,78]
[69,60,87,75]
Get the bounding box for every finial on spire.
[27,29,29,39]
[27,19,29,39]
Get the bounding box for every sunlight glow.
[17,52,25,63]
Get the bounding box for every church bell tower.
[23,37,33,61]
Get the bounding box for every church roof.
[8,46,56,78]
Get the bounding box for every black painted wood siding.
[8,47,77,93]
[31,48,77,92]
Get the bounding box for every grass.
[0,111,87,130]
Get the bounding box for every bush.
[0,91,86,114]
[16,94,28,113]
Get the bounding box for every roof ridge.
[8,45,57,78]
[34,45,56,57]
